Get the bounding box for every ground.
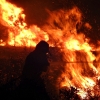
[0,46,63,100]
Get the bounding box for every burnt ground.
[0,46,100,100]
[0,46,62,84]
[0,46,64,100]
[0,46,33,85]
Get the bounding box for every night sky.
[6,0,100,42]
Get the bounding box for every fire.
[0,0,49,47]
[0,0,100,99]
[43,6,100,99]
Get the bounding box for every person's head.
[35,40,49,53]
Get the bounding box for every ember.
[0,0,100,100]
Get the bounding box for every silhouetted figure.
[19,40,50,100]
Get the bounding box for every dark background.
[8,0,100,26]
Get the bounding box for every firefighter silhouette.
[19,40,50,100]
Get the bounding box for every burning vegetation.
[0,0,100,100]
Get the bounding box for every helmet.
[35,40,49,53]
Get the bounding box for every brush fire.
[0,0,100,100]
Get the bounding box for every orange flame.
[0,0,49,47]
[43,7,100,99]
[0,0,100,99]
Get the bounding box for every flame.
[0,0,49,47]
[0,0,100,99]
[43,7,100,99]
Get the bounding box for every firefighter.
[19,40,50,100]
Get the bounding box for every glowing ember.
[0,39,5,46]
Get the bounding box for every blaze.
[0,0,100,99]
[43,7,100,99]
[0,0,49,47]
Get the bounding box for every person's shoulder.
[26,51,34,58]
